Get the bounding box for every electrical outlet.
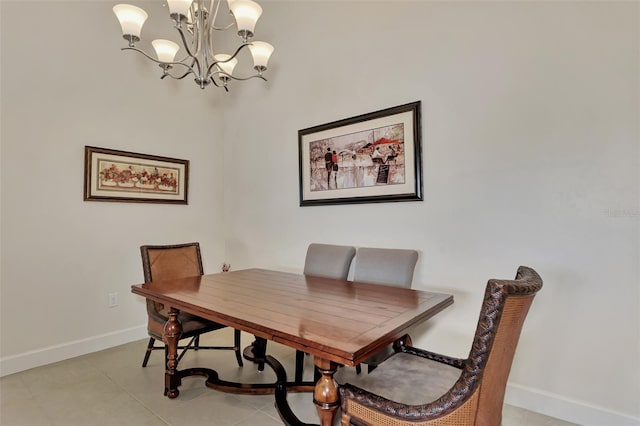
[108,292,118,308]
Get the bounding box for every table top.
[131,268,453,366]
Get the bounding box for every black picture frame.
[298,101,422,206]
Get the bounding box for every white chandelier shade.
[229,0,262,37]
[151,39,180,63]
[248,41,274,71]
[113,4,148,39]
[214,54,238,79]
[112,0,274,91]
[167,0,193,17]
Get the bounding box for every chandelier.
[113,0,274,91]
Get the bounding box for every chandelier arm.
[121,47,198,75]
[211,22,235,31]
[174,25,197,60]
[186,2,200,52]
[207,75,230,93]
[208,0,234,30]
[210,70,268,82]
[175,24,206,79]
[204,43,251,77]
[210,22,235,31]
[204,3,215,67]
[208,0,220,26]
[230,74,267,82]
[168,56,200,80]
[161,70,193,81]
[208,76,224,88]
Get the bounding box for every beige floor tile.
[1,382,53,426]
[47,393,165,426]
[1,331,576,426]
[18,359,104,397]
[0,374,33,405]
[152,392,259,426]
[231,393,277,411]
[232,409,284,426]
[259,391,331,425]
[502,404,578,426]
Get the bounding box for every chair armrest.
[340,382,459,422]
[340,348,475,422]
[401,346,465,369]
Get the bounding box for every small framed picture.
[84,146,189,204]
[298,101,423,206]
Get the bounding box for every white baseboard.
[506,382,640,426]
[0,325,147,377]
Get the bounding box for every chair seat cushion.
[342,352,461,405]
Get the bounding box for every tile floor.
[1,329,577,426]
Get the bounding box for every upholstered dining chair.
[245,243,356,381]
[295,243,357,381]
[303,243,357,279]
[352,247,419,373]
[140,242,243,368]
[339,266,543,426]
[352,247,419,288]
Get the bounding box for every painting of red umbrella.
[298,101,422,206]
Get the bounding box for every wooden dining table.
[131,268,453,426]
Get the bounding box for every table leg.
[313,357,339,426]
[163,308,182,398]
[242,337,267,371]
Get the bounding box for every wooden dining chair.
[140,242,243,368]
[352,247,419,373]
[339,266,543,426]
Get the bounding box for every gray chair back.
[352,247,418,288]
[303,243,356,280]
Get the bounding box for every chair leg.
[177,336,196,363]
[355,364,362,374]
[144,333,244,368]
[341,412,351,426]
[295,350,305,383]
[142,337,155,367]
[234,329,243,367]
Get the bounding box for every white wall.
[1,1,638,425]
[222,1,639,425]
[1,0,227,369]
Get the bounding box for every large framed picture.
[84,146,189,204]
[298,101,422,206]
